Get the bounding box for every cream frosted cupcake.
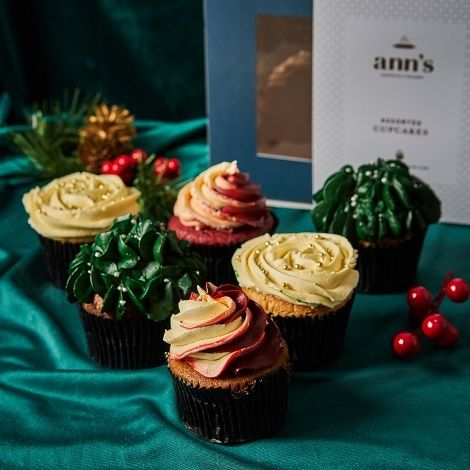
[232,232,359,369]
[23,172,140,288]
[163,283,289,444]
[167,161,276,285]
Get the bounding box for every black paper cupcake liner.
[271,294,355,371]
[170,367,288,444]
[79,308,169,369]
[356,231,426,293]
[38,235,83,289]
[190,244,239,285]
[187,214,279,286]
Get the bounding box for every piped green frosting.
[312,158,441,244]
[66,214,206,321]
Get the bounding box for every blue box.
[205,0,312,208]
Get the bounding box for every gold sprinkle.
[283,264,289,270]
[308,243,313,248]
[294,264,301,269]
[101,194,109,200]
[235,255,241,261]
[314,234,320,239]
[265,241,271,246]
[320,253,325,258]
[98,184,104,190]
[317,262,323,267]
[295,251,301,255]
[255,249,260,254]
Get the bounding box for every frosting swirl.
[232,233,359,309]
[163,283,284,378]
[23,172,140,242]
[173,161,270,230]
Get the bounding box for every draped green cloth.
[1,119,470,469]
[0,0,205,123]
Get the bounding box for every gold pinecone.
[78,104,136,171]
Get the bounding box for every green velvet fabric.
[0,0,205,123]
[1,121,470,468]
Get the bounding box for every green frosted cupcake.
[312,158,441,293]
[66,214,205,369]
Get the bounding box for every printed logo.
[373,36,434,77]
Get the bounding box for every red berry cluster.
[100,149,147,185]
[392,274,469,359]
[153,157,180,181]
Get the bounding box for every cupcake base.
[270,295,355,370]
[356,231,425,293]
[169,364,288,444]
[39,235,83,289]
[167,214,277,286]
[189,244,239,285]
[79,308,169,369]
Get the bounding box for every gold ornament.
[78,104,136,171]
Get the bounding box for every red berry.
[110,162,121,175]
[115,154,131,169]
[421,313,449,340]
[119,170,134,185]
[167,158,180,171]
[407,286,433,320]
[100,161,112,174]
[436,324,459,348]
[130,149,147,164]
[445,278,470,303]
[392,331,420,358]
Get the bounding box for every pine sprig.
[11,89,101,178]
[134,153,184,222]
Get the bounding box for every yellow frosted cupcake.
[23,172,140,288]
[232,232,359,369]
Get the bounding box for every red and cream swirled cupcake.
[163,283,289,444]
[232,233,359,370]
[167,161,276,284]
[22,172,140,288]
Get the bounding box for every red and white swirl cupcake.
[167,161,276,284]
[163,283,289,444]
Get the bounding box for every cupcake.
[232,232,359,370]
[66,214,205,369]
[312,158,441,293]
[22,172,140,288]
[163,283,289,444]
[167,161,276,285]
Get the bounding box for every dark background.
[0,0,206,123]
